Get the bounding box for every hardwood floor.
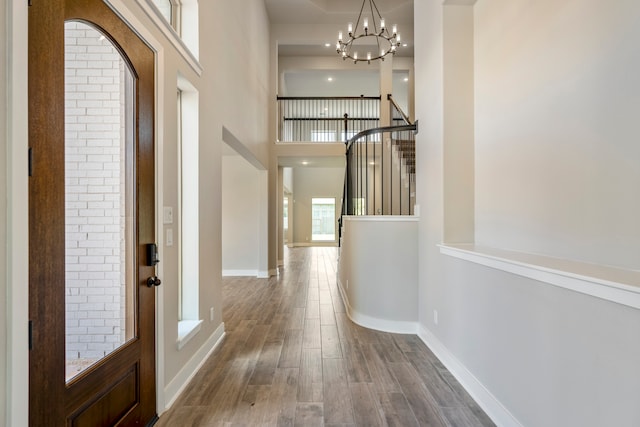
[156,247,494,427]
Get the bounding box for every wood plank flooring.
[156,247,494,427]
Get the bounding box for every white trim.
[161,323,225,413]
[101,0,168,413]
[418,325,523,427]
[288,242,339,247]
[7,0,29,425]
[176,319,203,350]
[221,270,272,279]
[134,0,203,76]
[222,269,259,277]
[439,244,640,310]
[337,279,418,334]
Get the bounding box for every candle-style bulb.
[338,31,343,42]
[392,24,397,35]
[348,22,353,34]
[380,18,385,30]
[363,18,368,31]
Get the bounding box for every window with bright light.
[311,130,336,142]
[147,0,199,59]
[152,0,179,32]
[311,198,336,241]
[177,78,201,348]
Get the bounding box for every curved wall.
[338,216,419,333]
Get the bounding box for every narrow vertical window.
[177,79,200,347]
[144,0,198,59]
[152,0,174,29]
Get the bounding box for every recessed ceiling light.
[402,43,408,47]
[324,43,331,47]
[327,77,333,82]
[302,161,309,165]
[404,77,409,82]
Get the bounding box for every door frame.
[96,0,169,415]
[6,0,166,424]
[102,0,168,413]
[6,0,30,425]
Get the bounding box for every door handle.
[146,276,162,287]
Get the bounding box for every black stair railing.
[342,123,417,218]
[337,95,417,244]
[277,96,381,142]
[388,93,413,126]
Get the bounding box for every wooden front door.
[28,0,157,425]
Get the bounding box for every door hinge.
[28,148,33,177]
[29,320,33,350]
[28,0,32,6]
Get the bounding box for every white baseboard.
[288,242,338,247]
[222,269,272,279]
[161,323,226,413]
[337,278,418,334]
[222,269,258,277]
[417,326,523,427]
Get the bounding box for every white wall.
[338,216,418,333]
[222,152,261,275]
[291,166,345,245]
[283,167,293,193]
[415,1,640,426]
[1,0,8,421]
[474,0,640,270]
[159,0,272,408]
[4,0,29,424]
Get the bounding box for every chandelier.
[336,0,402,64]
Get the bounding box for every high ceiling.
[264,0,413,25]
[264,0,414,168]
[265,0,414,57]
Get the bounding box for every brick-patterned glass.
[64,22,136,382]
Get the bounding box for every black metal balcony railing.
[277,96,381,142]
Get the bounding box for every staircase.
[340,96,417,221]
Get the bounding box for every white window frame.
[136,0,202,75]
[176,77,202,349]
